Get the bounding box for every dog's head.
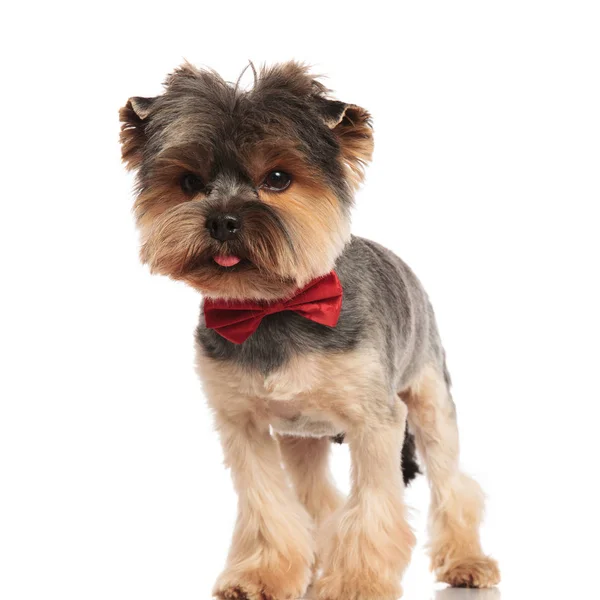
[120,61,373,300]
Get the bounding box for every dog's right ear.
[119,96,155,171]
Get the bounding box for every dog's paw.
[213,562,311,600]
[214,580,304,600]
[213,584,254,600]
[436,555,500,588]
[213,580,269,600]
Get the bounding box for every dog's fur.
[120,61,500,600]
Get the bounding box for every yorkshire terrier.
[120,61,500,600]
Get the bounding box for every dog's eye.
[180,173,205,195]
[263,170,291,192]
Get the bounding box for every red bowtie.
[203,271,343,344]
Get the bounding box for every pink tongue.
[214,255,241,267]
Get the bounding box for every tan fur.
[196,345,414,600]
[140,198,299,302]
[277,435,344,579]
[135,185,193,240]
[140,201,209,276]
[211,410,314,600]
[316,416,415,600]
[197,345,396,428]
[134,149,211,236]
[137,152,350,300]
[331,105,374,190]
[277,436,344,527]
[401,366,500,588]
[258,183,350,289]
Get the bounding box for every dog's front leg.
[211,409,315,600]
[316,401,415,600]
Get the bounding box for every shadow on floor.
[302,584,501,600]
[435,587,501,600]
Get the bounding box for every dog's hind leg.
[315,400,415,600]
[277,435,344,582]
[277,435,344,527]
[402,365,500,588]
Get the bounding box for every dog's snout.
[205,213,242,242]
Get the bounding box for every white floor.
[431,591,501,600]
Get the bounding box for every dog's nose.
[205,214,242,242]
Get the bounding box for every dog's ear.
[119,96,155,171]
[320,99,374,187]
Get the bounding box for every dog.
[120,61,500,600]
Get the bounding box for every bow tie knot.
[203,271,343,344]
[263,300,286,315]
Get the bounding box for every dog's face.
[120,62,373,300]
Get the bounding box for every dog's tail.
[401,424,421,486]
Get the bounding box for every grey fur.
[197,235,446,395]
[127,62,354,209]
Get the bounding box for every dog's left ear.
[320,99,374,186]
[119,96,155,171]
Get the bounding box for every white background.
[1,2,599,599]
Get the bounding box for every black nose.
[205,214,242,241]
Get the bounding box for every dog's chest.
[238,354,342,437]
[259,357,342,437]
[196,348,376,438]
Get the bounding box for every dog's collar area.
[203,271,343,344]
